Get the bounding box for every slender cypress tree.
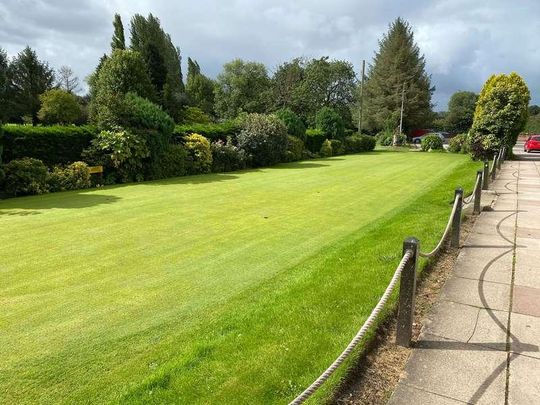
[364,18,434,133]
[186,57,214,114]
[111,14,125,51]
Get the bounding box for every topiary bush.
[275,108,306,141]
[319,139,333,157]
[329,139,345,155]
[315,107,344,140]
[285,135,304,162]
[236,113,288,167]
[3,157,49,196]
[184,133,213,174]
[211,139,248,172]
[305,128,326,153]
[345,135,376,153]
[448,133,469,153]
[48,161,91,192]
[421,134,444,151]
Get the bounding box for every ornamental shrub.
[285,135,304,162]
[376,130,407,146]
[319,139,333,157]
[345,135,376,153]
[275,108,306,141]
[48,161,91,192]
[38,89,82,124]
[468,131,500,160]
[4,157,49,196]
[421,134,444,151]
[305,128,326,153]
[236,113,288,167]
[448,133,469,153]
[211,139,248,172]
[184,133,212,174]
[329,139,345,155]
[315,107,344,140]
[174,121,239,143]
[159,144,188,178]
[181,106,211,124]
[121,92,174,137]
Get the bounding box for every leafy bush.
[184,133,213,174]
[48,161,91,192]
[285,135,304,162]
[448,133,469,153]
[376,131,407,146]
[275,108,306,141]
[3,157,49,196]
[174,122,239,143]
[181,106,211,124]
[83,128,149,183]
[121,93,174,137]
[159,144,188,178]
[319,139,333,157]
[345,135,376,153]
[1,124,96,165]
[38,89,82,124]
[236,113,288,167]
[211,139,247,172]
[421,134,444,151]
[468,131,500,160]
[305,128,326,153]
[315,107,344,140]
[329,139,345,155]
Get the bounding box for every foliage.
[470,72,530,158]
[468,132,501,160]
[329,139,345,155]
[305,128,326,153]
[375,130,407,146]
[121,92,174,136]
[319,139,333,157]
[83,128,149,183]
[183,133,212,174]
[344,135,376,153]
[214,59,271,118]
[186,58,215,115]
[211,139,248,172]
[0,48,9,123]
[421,134,444,151]
[525,112,540,133]
[8,46,55,125]
[285,135,304,162]
[174,121,239,142]
[159,144,187,178]
[275,108,306,141]
[445,91,477,133]
[315,107,345,139]
[1,124,96,165]
[38,89,82,124]
[48,161,92,192]
[448,133,469,153]
[3,157,49,196]
[363,18,434,133]
[111,13,126,50]
[181,106,211,124]
[88,50,155,128]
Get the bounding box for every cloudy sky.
[1,0,538,109]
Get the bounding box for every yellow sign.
[89,165,103,174]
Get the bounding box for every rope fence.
[288,147,506,405]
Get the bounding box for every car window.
[532,136,540,141]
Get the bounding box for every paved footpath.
[388,144,540,404]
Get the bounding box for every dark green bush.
[376,131,407,146]
[211,139,248,172]
[275,108,306,141]
[448,133,469,154]
[159,144,188,178]
[319,139,333,157]
[184,133,213,174]
[315,107,344,140]
[345,135,376,153]
[4,157,49,196]
[121,93,175,138]
[285,135,304,162]
[1,124,96,165]
[305,128,326,153]
[421,134,444,151]
[236,113,288,167]
[48,161,91,192]
[174,122,239,143]
[329,139,345,155]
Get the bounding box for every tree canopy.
[446,91,478,133]
[186,57,215,115]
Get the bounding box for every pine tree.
[363,18,434,133]
[111,14,125,50]
[9,46,55,125]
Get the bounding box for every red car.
[524,135,540,152]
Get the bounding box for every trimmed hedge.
[345,135,376,153]
[1,125,97,165]
[174,122,239,143]
[305,128,326,153]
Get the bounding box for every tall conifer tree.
[111,14,125,51]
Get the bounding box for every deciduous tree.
[445,91,477,133]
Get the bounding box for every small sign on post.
[88,165,103,174]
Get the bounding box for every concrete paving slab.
[508,354,540,404]
[440,276,510,311]
[388,383,466,404]
[513,285,540,318]
[453,246,512,284]
[514,247,540,289]
[509,312,540,359]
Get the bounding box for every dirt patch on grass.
[333,216,476,405]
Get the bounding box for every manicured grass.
[0,151,479,404]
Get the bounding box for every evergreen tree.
[142,42,167,97]
[186,57,215,115]
[0,48,10,122]
[111,13,125,51]
[9,46,55,125]
[363,18,434,133]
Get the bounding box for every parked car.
[524,135,540,152]
[412,132,448,144]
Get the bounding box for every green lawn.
[0,151,479,404]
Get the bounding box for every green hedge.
[1,125,97,165]
[305,128,326,153]
[174,122,239,142]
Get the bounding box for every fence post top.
[477,169,483,175]
[403,237,420,254]
[455,186,464,195]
